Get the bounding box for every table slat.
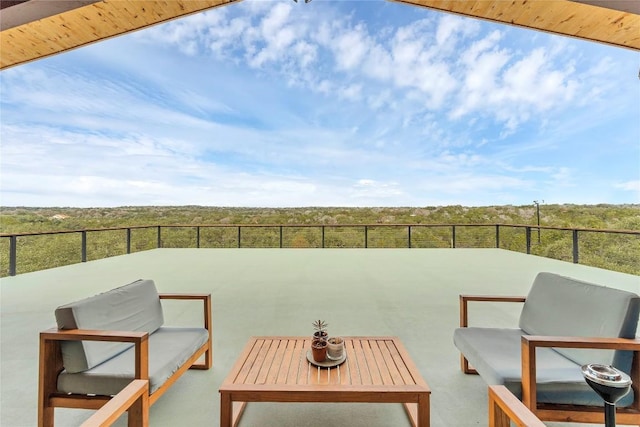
[385,340,417,385]
[235,339,263,384]
[378,339,404,385]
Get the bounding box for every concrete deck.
[1,248,638,427]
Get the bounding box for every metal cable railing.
[1,224,638,276]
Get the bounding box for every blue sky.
[1,1,639,207]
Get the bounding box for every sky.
[1,1,639,208]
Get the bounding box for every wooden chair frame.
[489,385,546,427]
[80,380,149,427]
[460,294,640,424]
[38,293,212,427]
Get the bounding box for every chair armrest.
[522,335,640,350]
[159,292,212,332]
[488,385,546,427]
[41,328,148,342]
[459,295,526,327]
[520,335,640,411]
[40,328,149,379]
[80,379,149,427]
[159,293,210,300]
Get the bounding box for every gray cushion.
[57,327,209,395]
[55,279,164,373]
[519,272,640,368]
[453,327,634,406]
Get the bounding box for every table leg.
[220,392,232,427]
[403,403,418,427]
[417,394,430,427]
[232,402,247,427]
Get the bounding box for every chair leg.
[488,400,511,427]
[204,343,213,369]
[39,406,54,427]
[39,336,62,427]
[461,354,478,374]
[127,390,149,427]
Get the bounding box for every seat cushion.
[519,272,639,368]
[453,327,634,406]
[55,279,164,373]
[57,327,209,395]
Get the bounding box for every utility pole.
[533,200,543,244]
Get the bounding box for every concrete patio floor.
[1,248,638,427]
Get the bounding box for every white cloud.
[208,16,250,57]
[615,181,640,192]
[452,37,580,133]
[248,3,297,68]
[332,24,370,71]
[350,179,404,201]
[1,1,638,207]
[363,44,393,80]
[130,2,582,134]
[417,174,531,194]
[435,14,480,50]
[367,89,393,111]
[452,31,508,118]
[460,29,502,65]
[292,40,317,67]
[339,83,362,101]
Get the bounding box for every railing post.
[452,225,456,248]
[9,236,17,276]
[573,230,579,264]
[321,226,325,248]
[238,226,241,248]
[526,227,531,254]
[495,225,500,248]
[408,226,412,249]
[126,228,131,254]
[196,226,200,249]
[364,226,368,248]
[81,231,87,262]
[157,226,162,248]
[280,226,283,249]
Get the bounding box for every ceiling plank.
[391,0,640,51]
[0,0,239,70]
[0,1,102,31]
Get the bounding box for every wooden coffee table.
[219,336,430,427]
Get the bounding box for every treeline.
[0,204,638,276]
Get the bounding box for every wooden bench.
[38,279,212,427]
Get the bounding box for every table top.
[220,336,430,393]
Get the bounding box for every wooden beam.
[0,1,102,31]
[0,0,239,70]
[391,0,640,51]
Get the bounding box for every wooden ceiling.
[0,0,638,70]
[0,0,238,70]
[394,0,640,51]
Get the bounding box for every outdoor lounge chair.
[38,279,212,427]
[454,272,640,424]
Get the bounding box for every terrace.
[1,1,638,426]
[2,247,638,426]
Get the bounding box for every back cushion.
[519,272,639,366]
[55,279,164,373]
